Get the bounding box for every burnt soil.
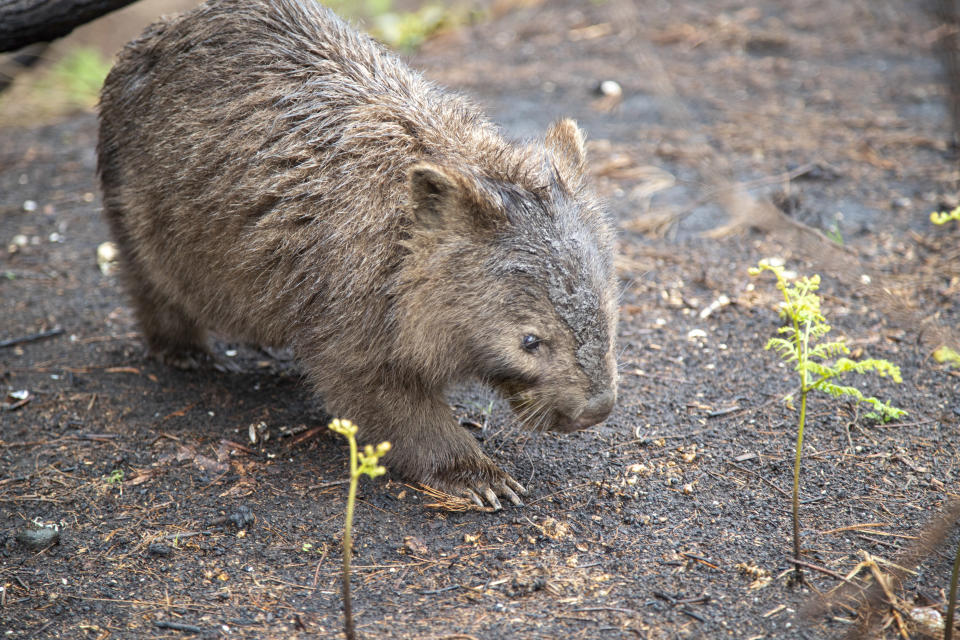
[2,1,960,638]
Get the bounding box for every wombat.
[97,0,618,509]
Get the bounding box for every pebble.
[97,241,119,275]
[22,200,37,212]
[16,524,60,550]
[597,80,622,98]
[148,543,173,556]
[226,505,254,530]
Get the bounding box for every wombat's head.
[398,119,618,433]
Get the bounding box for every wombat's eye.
[522,334,542,353]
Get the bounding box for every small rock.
[597,79,622,98]
[699,295,731,319]
[22,200,37,213]
[745,32,789,55]
[910,606,944,632]
[249,421,269,444]
[97,241,119,275]
[3,390,32,411]
[227,505,254,530]
[402,536,429,556]
[148,543,173,556]
[16,524,60,550]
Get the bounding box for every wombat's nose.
[574,390,615,429]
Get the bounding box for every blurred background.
[0,0,493,125]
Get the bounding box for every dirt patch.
[2,1,959,638]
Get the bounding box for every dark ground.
[2,0,960,638]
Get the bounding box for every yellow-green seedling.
[749,260,905,582]
[103,468,124,495]
[324,0,462,51]
[934,346,960,369]
[328,418,390,640]
[931,206,960,225]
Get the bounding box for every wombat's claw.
[212,357,242,373]
[149,346,242,373]
[464,489,488,509]
[503,478,526,506]
[464,477,526,511]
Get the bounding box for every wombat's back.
[98,0,504,347]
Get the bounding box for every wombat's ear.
[409,163,459,230]
[408,162,491,232]
[545,118,586,189]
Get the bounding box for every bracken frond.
[809,340,848,361]
[766,337,798,362]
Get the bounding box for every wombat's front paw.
[429,461,527,511]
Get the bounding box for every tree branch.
[0,0,140,53]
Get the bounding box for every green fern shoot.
[328,418,390,640]
[931,205,960,225]
[749,260,906,582]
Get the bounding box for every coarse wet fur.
[97,0,618,509]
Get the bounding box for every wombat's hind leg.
[129,286,210,371]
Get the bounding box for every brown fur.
[97,0,618,506]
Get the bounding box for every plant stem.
[342,435,358,640]
[792,386,807,584]
[946,536,960,640]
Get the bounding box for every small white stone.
[910,606,944,630]
[97,241,119,275]
[22,200,37,212]
[599,80,622,97]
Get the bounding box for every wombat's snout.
[572,389,616,430]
